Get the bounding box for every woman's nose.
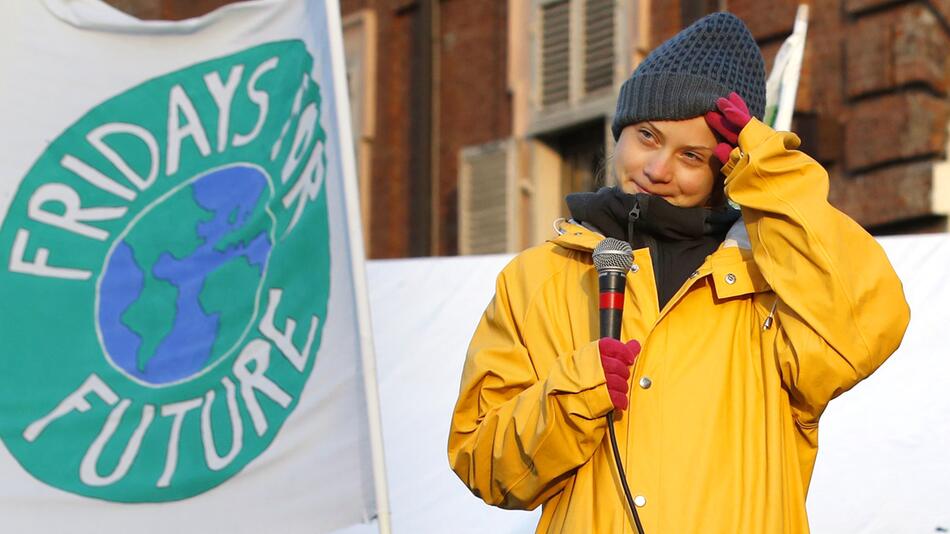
[643,154,672,183]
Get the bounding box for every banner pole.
[324,1,393,532]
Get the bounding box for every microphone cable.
[593,238,645,534]
[607,412,644,534]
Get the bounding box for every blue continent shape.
[99,242,146,376]
[142,166,272,383]
[98,166,273,385]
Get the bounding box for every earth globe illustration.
[97,165,274,386]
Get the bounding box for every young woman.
[448,12,909,533]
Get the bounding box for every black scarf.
[566,186,739,310]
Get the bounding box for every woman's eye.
[638,129,655,142]
[683,152,703,162]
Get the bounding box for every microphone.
[592,238,633,340]
[592,237,645,534]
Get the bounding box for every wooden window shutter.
[541,0,571,108]
[458,141,515,255]
[584,0,614,95]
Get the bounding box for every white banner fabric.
[361,234,950,533]
[0,1,379,532]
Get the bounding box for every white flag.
[0,1,385,532]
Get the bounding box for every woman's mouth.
[626,179,656,196]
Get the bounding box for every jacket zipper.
[629,197,662,307]
[627,200,640,242]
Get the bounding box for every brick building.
[346,0,950,258]
[107,0,950,258]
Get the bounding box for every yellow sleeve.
[723,118,910,426]
[447,261,614,510]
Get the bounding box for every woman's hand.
[599,338,642,411]
[704,92,752,165]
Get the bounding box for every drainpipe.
[408,0,434,256]
[429,0,441,255]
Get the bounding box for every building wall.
[437,1,511,256]
[458,0,948,252]
[830,1,949,233]
[340,0,509,257]
[342,0,416,258]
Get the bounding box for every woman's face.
[614,116,719,208]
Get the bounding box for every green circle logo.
[96,164,277,387]
[0,41,331,502]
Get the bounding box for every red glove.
[704,91,752,165]
[599,338,642,411]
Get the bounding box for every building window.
[541,0,571,107]
[458,140,517,255]
[539,0,616,111]
[584,0,615,95]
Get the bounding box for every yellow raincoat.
[447,119,910,533]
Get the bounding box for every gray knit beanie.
[611,12,766,141]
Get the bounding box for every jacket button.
[639,377,652,389]
[725,273,737,284]
[630,264,639,273]
[634,495,647,507]
[689,270,699,278]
